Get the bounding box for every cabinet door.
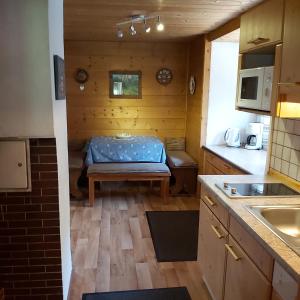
[281,0,300,84]
[198,201,228,300]
[278,0,300,106]
[224,236,272,300]
[240,0,284,53]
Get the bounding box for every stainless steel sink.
[246,205,300,255]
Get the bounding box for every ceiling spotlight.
[117,28,123,38]
[156,16,164,31]
[129,22,136,35]
[144,19,151,33]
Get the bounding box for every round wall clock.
[75,69,89,84]
[189,75,196,95]
[156,68,173,85]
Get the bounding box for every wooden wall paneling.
[199,38,212,172]
[65,41,189,144]
[207,17,240,42]
[185,35,211,167]
[185,36,205,163]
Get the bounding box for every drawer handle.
[204,195,216,207]
[225,244,241,261]
[211,225,224,239]
[247,37,270,45]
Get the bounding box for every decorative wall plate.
[189,75,196,95]
[156,68,173,85]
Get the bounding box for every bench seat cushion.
[167,151,197,167]
[87,163,171,175]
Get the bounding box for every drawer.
[204,161,224,175]
[230,215,274,281]
[201,185,229,228]
[205,150,245,175]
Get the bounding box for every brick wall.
[0,138,63,300]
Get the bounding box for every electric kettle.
[224,128,241,147]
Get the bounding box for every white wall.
[1,1,72,298]
[0,0,54,137]
[206,41,257,145]
[48,1,72,299]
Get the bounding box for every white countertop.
[198,174,300,281]
[204,144,267,175]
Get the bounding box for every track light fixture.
[129,22,136,35]
[116,28,123,38]
[116,15,164,38]
[144,19,151,33]
[156,16,164,31]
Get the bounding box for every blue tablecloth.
[85,136,166,166]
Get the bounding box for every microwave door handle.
[265,87,270,97]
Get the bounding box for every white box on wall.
[0,139,31,191]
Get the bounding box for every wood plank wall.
[185,36,206,162]
[64,41,189,145]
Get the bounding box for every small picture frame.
[53,55,66,100]
[109,71,142,99]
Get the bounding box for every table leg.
[89,177,95,207]
[69,168,82,199]
[161,177,169,204]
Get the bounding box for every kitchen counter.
[198,174,300,281]
[203,145,267,175]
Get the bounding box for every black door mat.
[82,287,192,300]
[146,210,199,262]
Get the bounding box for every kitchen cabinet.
[203,149,246,175]
[280,0,300,85]
[201,185,229,227]
[199,186,274,300]
[278,0,300,111]
[230,215,274,280]
[239,0,284,53]
[198,201,228,300]
[224,236,272,300]
[204,161,223,175]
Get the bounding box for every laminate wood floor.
[68,182,211,300]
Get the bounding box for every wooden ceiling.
[64,0,263,42]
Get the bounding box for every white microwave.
[237,66,274,111]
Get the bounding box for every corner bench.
[87,163,171,206]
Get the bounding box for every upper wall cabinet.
[280,0,300,85]
[239,0,284,53]
[277,0,300,117]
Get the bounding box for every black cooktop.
[228,183,300,197]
